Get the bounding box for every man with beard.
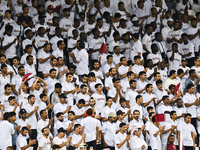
[22,95,39,149]
[0,84,13,108]
[167,21,183,50]
[39,127,52,150]
[54,113,74,137]
[16,109,31,131]
[37,110,54,140]
[54,93,71,122]
[186,17,200,57]
[0,64,11,96]
[57,57,68,83]
[11,66,25,96]
[76,84,90,105]
[43,57,58,79]
[102,112,118,150]
[91,60,104,81]
[105,68,117,91]
[59,8,73,39]
[45,69,60,97]
[173,98,186,123]
[167,43,182,72]
[16,127,36,150]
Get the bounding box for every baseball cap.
[78,143,87,150]
[181,57,187,61]
[132,17,138,22]
[20,109,27,115]
[117,110,125,116]
[0,13,3,17]
[108,112,117,118]
[39,14,46,19]
[59,93,66,99]
[47,5,54,10]
[57,127,67,133]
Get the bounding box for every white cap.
[132,17,139,22]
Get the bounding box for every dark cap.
[57,127,67,133]
[117,110,125,116]
[20,109,27,115]
[39,14,46,19]
[59,93,66,99]
[181,57,187,61]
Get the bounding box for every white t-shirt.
[115,132,129,150]
[53,136,68,150]
[177,121,195,146]
[147,53,162,65]
[81,116,99,142]
[22,103,37,129]
[62,80,76,106]
[142,34,152,53]
[38,136,52,150]
[0,120,15,149]
[89,37,105,60]
[76,49,89,75]
[102,121,117,147]
[91,92,106,114]
[125,89,138,107]
[59,17,73,38]
[0,74,10,95]
[167,51,182,72]
[2,35,18,58]
[71,133,83,150]
[180,42,195,59]
[183,93,197,118]
[131,40,143,63]
[187,26,200,52]
[37,50,51,72]
[150,124,162,150]
[16,134,27,150]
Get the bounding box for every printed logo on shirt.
[182,48,189,51]
[97,98,105,101]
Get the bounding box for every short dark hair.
[184,113,191,118]
[78,99,85,104]
[136,95,142,102]
[169,70,176,77]
[119,122,126,128]
[162,95,169,101]
[4,84,11,90]
[95,83,101,89]
[147,106,153,112]
[56,112,63,118]
[41,127,48,133]
[28,94,35,100]
[74,124,81,130]
[55,83,62,88]
[8,96,15,101]
[187,83,194,90]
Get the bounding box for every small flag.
[155,114,165,122]
[99,43,106,54]
[174,83,180,96]
[22,72,36,82]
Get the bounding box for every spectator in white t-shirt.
[177,113,196,150]
[102,112,117,150]
[150,116,165,150]
[16,127,36,150]
[38,127,52,150]
[115,122,130,150]
[53,127,72,150]
[0,112,15,149]
[71,124,86,150]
